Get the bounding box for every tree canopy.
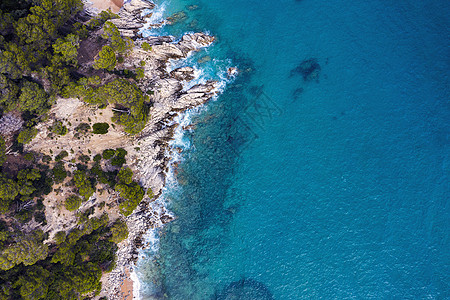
[73,170,94,200]
[93,45,116,71]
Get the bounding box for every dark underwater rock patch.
[215,278,274,300]
[290,58,321,81]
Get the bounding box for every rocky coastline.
[86,1,220,298]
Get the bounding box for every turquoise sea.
[137,0,450,299]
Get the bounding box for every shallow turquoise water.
[137,0,450,299]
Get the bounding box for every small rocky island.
[0,0,219,299]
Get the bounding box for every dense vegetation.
[0,0,149,139]
[0,0,153,298]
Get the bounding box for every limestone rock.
[142,35,175,46]
[170,67,195,81]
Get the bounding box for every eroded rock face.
[130,30,219,192]
[0,112,23,136]
[100,3,220,299]
[109,0,155,31]
[170,66,195,81]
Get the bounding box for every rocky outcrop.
[0,112,23,136]
[170,66,195,81]
[109,0,155,32]
[150,33,215,60]
[101,2,220,300]
[128,31,218,195]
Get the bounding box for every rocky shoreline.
[88,1,220,298]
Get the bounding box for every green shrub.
[111,156,125,167]
[93,45,116,71]
[54,231,66,244]
[65,195,82,211]
[135,67,145,80]
[109,219,128,243]
[102,149,115,160]
[52,161,67,184]
[17,127,38,144]
[147,188,154,199]
[117,182,144,216]
[93,154,102,162]
[73,170,94,200]
[141,42,152,51]
[34,211,46,225]
[115,148,127,157]
[23,152,34,161]
[92,123,109,134]
[55,150,68,161]
[79,154,90,163]
[51,120,67,136]
[117,167,133,185]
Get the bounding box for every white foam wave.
[130,270,141,300]
[134,6,238,297]
[140,0,169,36]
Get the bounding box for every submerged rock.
[290,58,321,81]
[186,4,200,11]
[189,19,199,29]
[198,55,211,64]
[216,278,274,300]
[292,87,304,100]
[167,11,188,25]
[227,67,239,78]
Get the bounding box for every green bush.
[93,45,116,71]
[54,231,66,245]
[109,219,128,243]
[141,42,152,51]
[17,127,38,144]
[102,149,115,160]
[65,195,82,211]
[0,136,6,167]
[73,170,94,200]
[93,154,102,162]
[135,67,144,80]
[51,120,67,136]
[42,155,52,163]
[79,154,90,163]
[92,123,109,134]
[117,167,133,185]
[52,161,67,184]
[55,150,68,161]
[117,182,144,216]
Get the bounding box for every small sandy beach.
[87,0,124,13]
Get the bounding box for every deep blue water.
[137,0,450,299]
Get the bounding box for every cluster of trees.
[50,120,67,136]
[0,2,155,297]
[0,168,51,215]
[0,212,129,299]
[93,21,133,71]
[64,78,150,134]
[0,0,84,118]
[0,0,119,145]
[116,167,145,216]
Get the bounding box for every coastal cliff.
[78,1,219,298]
[0,0,219,298]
